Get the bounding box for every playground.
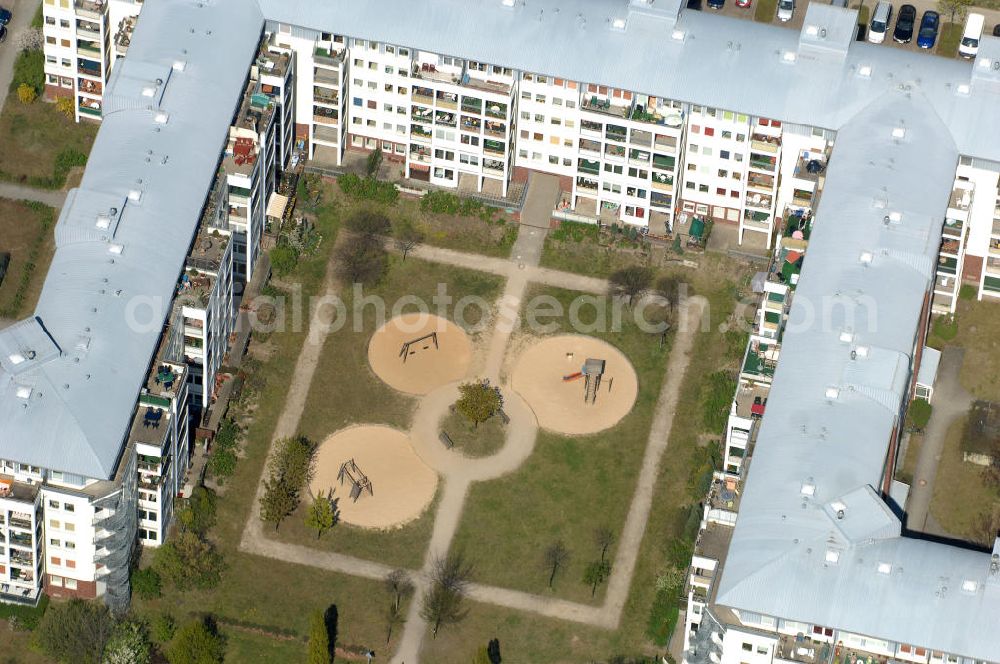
[510,335,639,436]
[309,424,438,529]
[368,312,473,395]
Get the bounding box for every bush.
[166,618,225,664]
[932,314,959,342]
[56,96,75,119]
[17,83,37,104]
[131,567,162,600]
[151,614,176,644]
[550,220,599,243]
[176,485,217,536]
[345,208,392,237]
[10,49,44,96]
[154,531,225,591]
[52,148,88,185]
[701,370,736,433]
[207,447,237,479]
[906,398,933,431]
[35,599,113,664]
[337,173,398,205]
[269,244,299,277]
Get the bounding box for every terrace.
[749,154,777,172]
[114,15,136,54]
[411,61,512,95]
[77,38,101,58]
[313,46,345,68]
[948,183,973,213]
[77,58,102,78]
[750,132,781,154]
[707,476,743,515]
[76,19,101,38]
[734,382,771,419]
[0,476,38,506]
[793,155,826,183]
[233,80,276,137]
[412,61,461,86]
[78,78,102,96]
[775,634,831,664]
[630,94,684,127]
[582,94,630,119]
[78,97,102,118]
[128,405,170,448]
[461,96,483,114]
[313,86,338,105]
[0,583,41,606]
[314,67,340,87]
[742,338,780,379]
[257,47,290,80]
[313,106,338,125]
[186,228,228,274]
[222,136,259,176]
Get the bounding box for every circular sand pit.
[511,335,638,436]
[368,313,472,395]
[310,425,438,529]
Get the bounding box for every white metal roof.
[0,0,264,479]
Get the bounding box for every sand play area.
[368,313,473,395]
[310,425,438,529]
[511,335,638,436]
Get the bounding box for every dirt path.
[240,208,706,662]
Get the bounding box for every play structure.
[562,358,607,404]
[399,331,438,364]
[368,313,472,395]
[513,335,638,436]
[337,458,374,502]
[311,425,438,529]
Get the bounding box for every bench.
[439,431,454,449]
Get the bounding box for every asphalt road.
[0,0,41,115]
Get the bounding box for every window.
[565,119,575,128]
[518,149,528,158]
[50,576,63,587]
[720,150,730,160]
[550,118,561,126]
[563,158,572,166]
[698,184,709,193]
[64,578,77,590]
[519,130,529,139]
[520,111,530,120]
[757,647,769,655]
[383,103,393,112]
[367,81,377,90]
[742,643,753,652]
[549,155,559,165]
[736,133,746,142]
[520,91,530,100]
[535,94,546,103]
[533,132,542,141]
[553,98,563,106]
[65,541,76,550]
[49,500,59,509]
[722,131,732,139]
[685,182,695,190]
[704,127,715,137]
[689,145,699,154]
[716,188,726,196]
[703,148,712,157]
[50,557,61,565]
[49,519,60,529]
[366,119,376,127]
[367,100,376,109]
[730,190,740,198]
[534,114,544,123]
[65,559,76,569]
[353,58,362,67]
[718,169,728,178]
[532,152,542,160]
[49,538,60,547]
[384,66,393,74]
[353,97,362,107]
[691,125,700,134]
[64,503,74,512]
[64,522,75,532]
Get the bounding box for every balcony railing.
[461,97,482,114]
[484,102,507,119]
[578,159,600,176]
[749,157,776,172]
[313,47,345,68]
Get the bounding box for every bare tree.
[420,552,473,637]
[542,541,570,589]
[17,28,44,52]
[595,526,614,563]
[384,569,414,613]
[394,218,424,261]
[608,266,653,307]
[334,234,388,286]
[384,602,404,646]
[655,275,683,313]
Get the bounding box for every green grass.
[221,626,305,663]
[0,100,97,188]
[263,256,502,569]
[450,284,675,604]
[133,194,409,655]
[938,21,963,58]
[440,408,507,458]
[930,413,1000,542]
[755,0,778,22]
[0,199,56,318]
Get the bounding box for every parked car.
[958,13,984,58]
[893,4,916,43]
[777,0,794,22]
[0,6,12,25]
[917,11,939,49]
[736,0,752,8]
[707,0,725,9]
[868,1,893,44]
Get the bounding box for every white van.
[868,1,893,44]
[958,13,985,58]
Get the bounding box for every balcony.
[461,96,482,114]
[483,120,506,139]
[579,138,601,157]
[628,148,650,164]
[652,172,673,191]
[313,87,338,106]
[604,144,625,161]
[750,134,781,153]
[577,159,600,176]
[583,95,630,119]
[484,102,508,119]
[434,110,456,128]
[742,339,779,378]
[74,0,107,20]
[313,106,338,126]
[114,15,135,54]
[411,86,434,105]
[411,106,433,124]
[605,124,627,143]
[0,585,42,607]
[749,155,777,172]
[77,59,102,78]
[949,184,973,212]
[77,39,101,58]
[793,155,825,182]
[410,124,432,141]
[775,634,830,664]
[936,255,958,276]
[460,115,481,133]
[483,159,505,175]
[78,78,102,95]
[313,47,345,68]
[747,173,775,194]
[409,147,431,164]
[939,238,961,257]
[576,176,598,192]
[435,91,458,110]
[483,139,505,156]
[314,67,339,87]
[652,153,675,171]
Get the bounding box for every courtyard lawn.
[222,626,305,663]
[135,191,410,655]
[440,408,507,458]
[944,299,1000,402]
[930,413,1000,542]
[450,283,675,604]
[268,256,503,569]
[0,199,56,318]
[0,100,97,188]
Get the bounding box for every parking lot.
[692,0,1000,60]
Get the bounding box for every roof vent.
[854,345,870,358]
[781,50,798,63]
[671,28,686,41]
[108,244,124,255]
[610,17,627,31]
[891,126,906,140]
[141,86,156,98]
[839,330,854,343]
[956,83,971,96]
[172,60,187,72]
[154,111,170,124]
[857,64,873,78]
[859,251,874,266]
[961,579,978,593]
[800,482,816,497]
[128,189,142,202]
[8,353,25,365]
[805,24,819,36]
[888,211,902,224]
[500,0,516,7]
[831,500,847,513]
[877,562,892,575]
[825,387,840,400]
[15,386,32,399]
[825,550,840,564]
[95,214,111,230]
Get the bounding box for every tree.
[421,552,473,637]
[655,275,682,313]
[366,146,384,177]
[609,266,653,307]
[166,618,225,664]
[131,566,162,600]
[487,638,502,664]
[385,601,404,646]
[35,598,114,664]
[975,505,1000,547]
[269,244,299,277]
[307,610,331,664]
[394,218,424,260]
[345,209,392,238]
[334,234,388,286]
[16,27,44,52]
[595,526,614,563]
[937,0,971,23]
[455,380,503,428]
[305,491,339,539]
[583,559,612,598]
[103,621,151,664]
[385,569,414,613]
[905,399,933,432]
[543,540,570,589]
[175,485,217,536]
[17,83,37,104]
[153,531,225,590]
[260,477,297,531]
